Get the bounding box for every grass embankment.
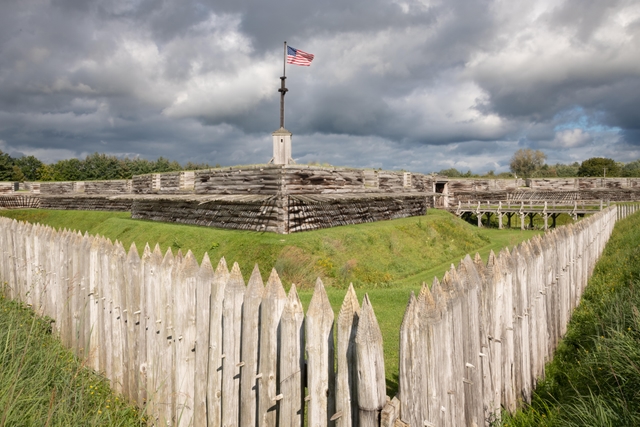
[501,210,640,426]
[0,208,541,395]
[0,290,144,426]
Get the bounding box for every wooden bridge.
[452,199,607,229]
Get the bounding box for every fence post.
[194,253,214,427]
[158,248,176,424]
[336,284,360,427]
[279,283,305,427]
[258,269,287,427]
[355,294,386,427]
[222,263,245,427]
[207,257,229,427]
[306,278,336,427]
[240,265,264,426]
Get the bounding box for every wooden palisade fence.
[0,205,624,426]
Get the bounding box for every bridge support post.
[543,213,548,230]
[498,213,503,229]
[520,213,525,230]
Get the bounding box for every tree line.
[0,152,219,182]
[438,149,640,179]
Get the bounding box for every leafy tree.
[555,162,580,177]
[11,165,25,182]
[577,157,620,177]
[622,160,640,177]
[184,161,217,170]
[14,155,44,181]
[509,149,546,178]
[437,168,464,177]
[51,158,83,181]
[36,164,56,181]
[0,151,15,181]
[153,157,182,173]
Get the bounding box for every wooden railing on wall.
[0,206,623,426]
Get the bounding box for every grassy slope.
[501,210,640,426]
[0,208,542,395]
[0,292,144,426]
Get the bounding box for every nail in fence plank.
[306,278,335,427]
[158,248,176,424]
[110,242,126,395]
[423,279,444,426]
[430,277,452,426]
[207,258,229,427]
[88,236,102,373]
[355,294,386,427]
[143,244,163,422]
[481,252,503,421]
[498,249,516,412]
[222,262,245,427]
[175,250,199,427]
[279,283,305,427]
[398,292,419,426]
[440,268,465,426]
[336,283,360,427]
[194,253,214,427]
[459,255,485,426]
[258,269,287,427]
[240,265,264,427]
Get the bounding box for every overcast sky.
[1,0,639,174]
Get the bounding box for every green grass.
[499,210,640,426]
[0,208,542,397]
[0,288,145,426]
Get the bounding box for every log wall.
[527,177,640,190]
[193,165,437,196]
[287,194,430,233]
[0,182,16,194]
[85,180,132,194]
[0,195,41,209]
[40,181,76,194]
[0,205,626,426]
[40,196,133,212]
[130,193,430,234]
[131,195,286,234]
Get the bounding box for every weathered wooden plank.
[194,253,214,427]
[335,284,360,427]
[207,258,230,427]
[440,268,465,426]
[279,283,305,427]
[498,248,516,412]
[258,269,287,427]
[240,265,264,426]
[222,262,245,427]
[174,250,198,427]
[144,244,163,423]
[355,294,386,427]
[398,292,419,426]
[125,242,143,406]
[306,278,336,427]
[109,242,126,395]
[100,238,114,381]
[158,248,175,424]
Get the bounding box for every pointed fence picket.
[0,206,620,426]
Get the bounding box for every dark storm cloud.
[0,0,639,173]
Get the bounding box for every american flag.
[287,46,314,66]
